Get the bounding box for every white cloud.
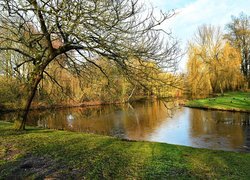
[176,2,245,39]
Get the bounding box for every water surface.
[1,100,250,152]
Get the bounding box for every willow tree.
[226,13,250,88]
[0,0,180,130]
[187,25,243,96]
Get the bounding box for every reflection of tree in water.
[68,105,123,136]
[189,109,249,149]
[243,125,250,150]
[31,101,171,138]
[2,101,249,151]
[241,114,250,149]
[0,101,175,139]
[27,110,69,130]
[123,100,174,140]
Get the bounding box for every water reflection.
[189,109,245,150]
[0,100,250,152]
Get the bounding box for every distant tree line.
[187,12,250,97]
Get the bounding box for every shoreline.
[1,92,249,114]
[1,121,250,179]
[0,96,177,113]
[184,105,250,113]
[0,100,141,113]
[0,101,119,113]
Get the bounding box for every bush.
[0,76,22,104]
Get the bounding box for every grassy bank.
[1,122,250,179]
[186,92,250,112]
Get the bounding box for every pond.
[1,100,250,152]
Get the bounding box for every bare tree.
[0,0,180,130]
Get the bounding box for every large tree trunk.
[16,72,43,130]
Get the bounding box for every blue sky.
[150,0,196,10]
[144,0,250,71]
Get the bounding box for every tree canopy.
[187,25,244,96]
[0,0,180,129]
[225,12,250,87]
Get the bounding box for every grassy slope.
[186,92,250,112]
[1,122,250,179]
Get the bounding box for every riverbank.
[0,96,153,113]
[1,121,250,179]
[0,100,127,113]
[185,92,250,112]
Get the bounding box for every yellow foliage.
[187,41,244,96]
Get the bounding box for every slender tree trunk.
[16,72,43,130]
[219,83,224,96]
[127,86,136,102]
[248,77,250,89]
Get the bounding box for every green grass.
[1,121,250,179]
[186,92,250,112]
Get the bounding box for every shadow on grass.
[1,123,250,179]
[0,127,55,138]
[0,129,137,179]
